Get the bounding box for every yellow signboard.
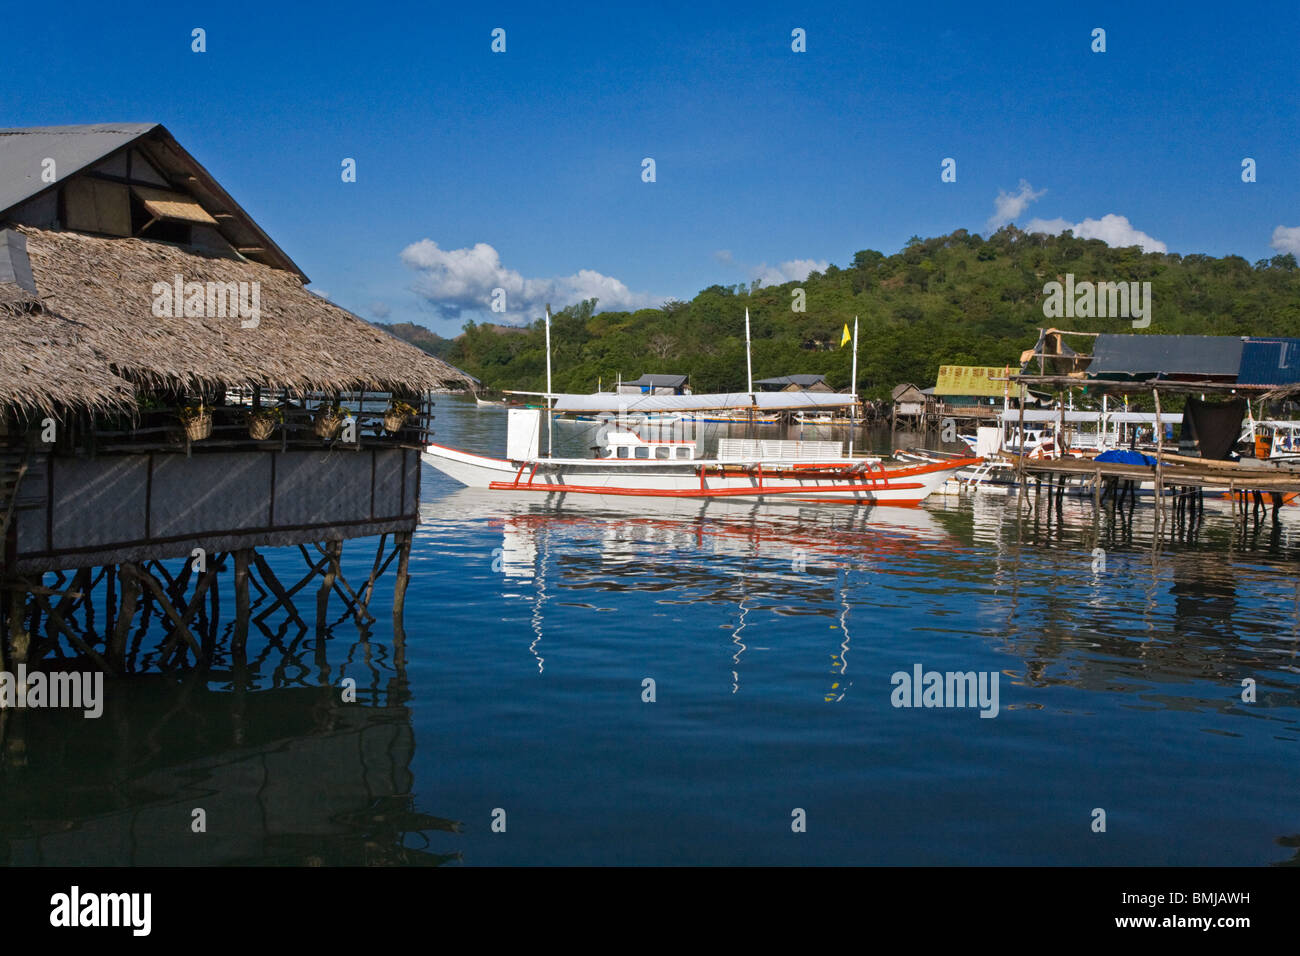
[934,366,1022,398]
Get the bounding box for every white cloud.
[752,258,829,286]
[1021,217,1072,235]
[368,301,391,319]
[1023,213,1167,253]
[399,240,662,320]
[987,180,1046,229]
[713,249,734,265]
[1271,225,1300,257]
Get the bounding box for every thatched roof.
[0,298,135,415]
[0,226,472,414]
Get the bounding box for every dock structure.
[1005,328,1300,534]
[0,123,473,676]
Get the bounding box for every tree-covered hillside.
[383,227,1300,398]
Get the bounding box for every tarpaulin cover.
[1182,397,1247,461]
[1095,450,1156,466]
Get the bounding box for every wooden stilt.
[234,549,251,650]
[258,547,330,623]
[1153,388,1164,537]
[316,540,339,635]
[32,590,113,673]
[110,571,139,666]
[205,553,221,657]
[359,533,389,611]
[393,531,411,624]
[4,586,25,669]
[315,541,373,626]
[124,564,204,665]
[104,565,115,642]
[252,552,309,632]
[155,561,218,668]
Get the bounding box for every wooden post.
[392,531,412,624]
[104,565,115,641]
[233,549,251,650]
[206,553,221,657]
[110,569,139,665]
[317,540,339,634]
[1016,392,1027,512]
[1153,388,1164,535]
[6,586,27,666]
[1056,391,1064,461]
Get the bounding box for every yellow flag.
[840,324,851,347]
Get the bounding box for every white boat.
[423,406,976,506]
[425,309,976,506]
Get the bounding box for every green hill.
[385,227,1300,399]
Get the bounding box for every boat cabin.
[597,427,697,461]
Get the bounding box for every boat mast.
[848,315,859,457]
[545,306,553,457]
[745,307,755,436]
[744,307,754,396]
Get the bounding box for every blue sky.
[3,0,1297,336]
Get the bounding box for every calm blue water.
[4,395,1300,866]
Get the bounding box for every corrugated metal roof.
[0,123,307,281]
[1238,338,1300,386]
[934,365,1021,397]
[627,373,688,387]
[1089,334,1243,379]
[754,374,826,386]
[0,123,158,217]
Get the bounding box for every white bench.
[716,438,843,461]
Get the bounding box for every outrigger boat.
[423,310,978,506]
[423,398,976,506]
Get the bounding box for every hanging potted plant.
[177,402,212,442]
[384,399,419,433]
[313,401,351,439]
[247,405,283,440]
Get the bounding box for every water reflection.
[426,489,960,703]
[426,486,1300,726]
[0,555,464,870]
[0,675,461,865]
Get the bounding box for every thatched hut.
[0,124,469,419]
[0,123,469,591]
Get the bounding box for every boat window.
[634,446,650,459]
[676,447,691,460]
[654,446,670,459]
[617,447,629,459]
